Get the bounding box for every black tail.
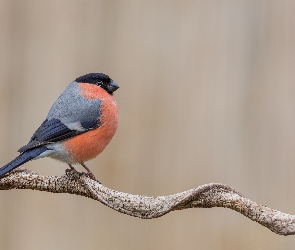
[0,147,47,178]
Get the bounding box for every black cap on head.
[75,73,119,95]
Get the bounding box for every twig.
[0,168,294,236]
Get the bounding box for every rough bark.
[0,168,294,236]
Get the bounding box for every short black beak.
[107,81,119,94]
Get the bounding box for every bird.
[0,73,119,181]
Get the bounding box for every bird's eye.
[96,81,103,85]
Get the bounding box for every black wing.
[18,118,99,153]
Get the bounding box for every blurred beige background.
[1,0,295,249]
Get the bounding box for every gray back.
[47,81,102,124]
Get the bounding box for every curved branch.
[1,168,294,236]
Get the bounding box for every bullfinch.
[0,73,119,180]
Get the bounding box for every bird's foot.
[68,164,77,170]
[80,162,102,184]
[65,168,81,181]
